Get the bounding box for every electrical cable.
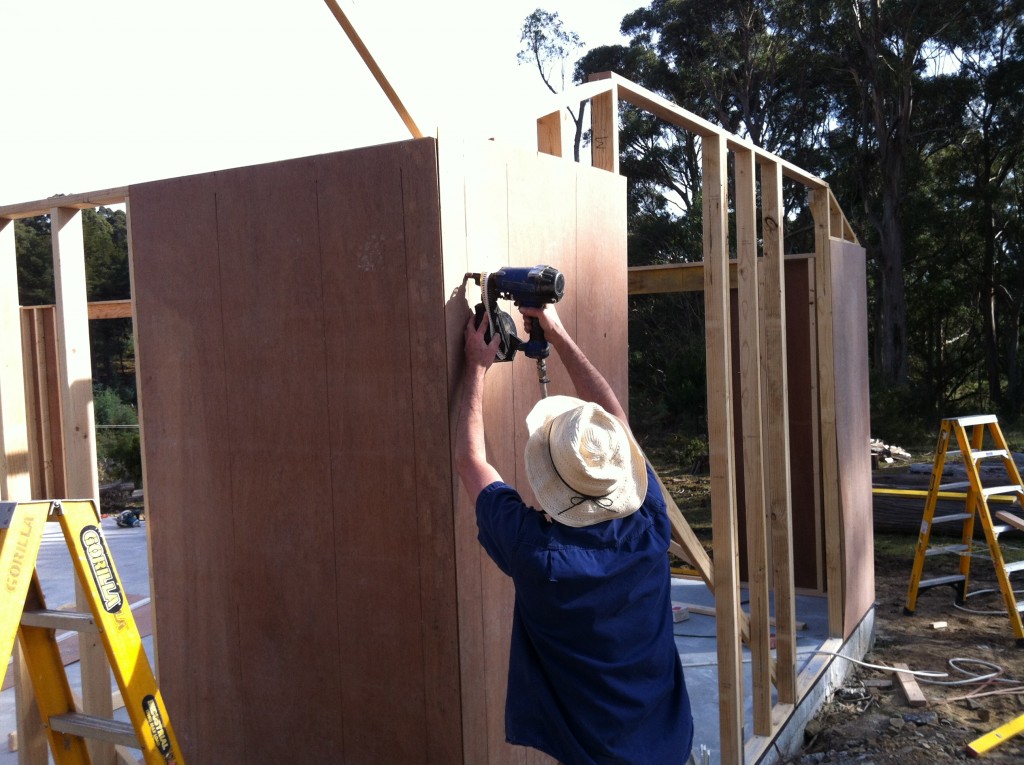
[916,657,1017,687]
[811,650,948,679]
[811,652,1023,689]
[952,586,1024,616]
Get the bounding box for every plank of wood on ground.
[892,662,928,707]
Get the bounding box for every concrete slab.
[670,577,832,764]
[0,516,834,765]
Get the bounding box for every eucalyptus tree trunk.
[853,0,914,386]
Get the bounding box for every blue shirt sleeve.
[475,481,533,577]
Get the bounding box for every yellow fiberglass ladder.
[0,499,185,764]
[904,415,1024,646]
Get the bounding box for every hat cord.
[546,420,614,516]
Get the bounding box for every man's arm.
[455,311,503,503]
[519,304,627,422]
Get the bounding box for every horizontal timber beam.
[22,300,132,321]
[584,73,828,191]
[0,188,128,220]
[628,254,814,295]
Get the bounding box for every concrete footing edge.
[746,606,877,765]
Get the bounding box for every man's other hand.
[464,310,501,370]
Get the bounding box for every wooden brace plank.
[892,663,928,708]
[322,0,423,139]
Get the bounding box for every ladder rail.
[956,422,987,593]
[0,501,50,691]
[18,575,92,764]
[905,416,1024,646]
[905,422,956,612]
[57,500,184,765]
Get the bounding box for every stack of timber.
[872,453,1024,534]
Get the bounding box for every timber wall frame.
[0,71,873,765]
[534,72,872,763]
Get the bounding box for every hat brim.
[524,396,648,527]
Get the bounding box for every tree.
[799,0,999,388]
[945,0,1024,414]
[15,216,55,306]
[518,9,588,160]
[14,208,136,398]
[517,0,1024,432]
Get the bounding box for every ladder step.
[1004,560,1024,575]
[920,574,967,590]
[48,713,138,747]
[982,485,1023,498]
[932,513,974,524]
[926,544,970,557]
[952,414,999,426]
[971,449,1010,460]
[939,481,972,491]
[20,609,98,633]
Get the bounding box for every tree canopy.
[15,207,136,402]
[526,0,1024,439]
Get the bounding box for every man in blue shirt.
[455,302,694,765]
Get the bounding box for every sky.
[0,0,641,206]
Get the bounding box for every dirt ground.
[653,450,1024,763]
[782,532,1024,764]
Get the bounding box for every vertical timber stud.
[702,133,744,764]
[52,206,113,765]
[590,86,619,173]
[759,159,798,704]
[734,149,772,736]
[0,218,31,501]
[810,189,844,636]
[2,218,49,763]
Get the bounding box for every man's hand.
[518,302,628,423]
[518,303,567,346]
[464,310,502,371]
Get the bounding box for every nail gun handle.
[525,320,550,359]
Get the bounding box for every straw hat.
[524,395,647,527]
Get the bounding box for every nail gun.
[463,265,565,397]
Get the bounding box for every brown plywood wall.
[829,239,873,636]
[129,137,627,764]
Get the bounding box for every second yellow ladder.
[904,415,1024,645]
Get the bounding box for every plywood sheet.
[829,240,873,637]
[314,141,460,764]
[783,259,823,590]
[131,141,458,764]
[133,137,625,764]
[211,157,342,763]
[440,139,626,764]
[128,172,243,762]
[733,258,821,591]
